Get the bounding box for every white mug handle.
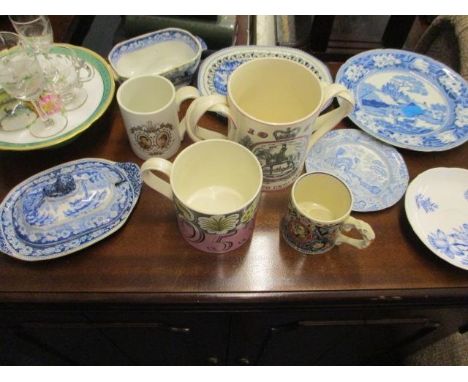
[335,216,375,249]
[185,95,233,142]
[140,158,174,200]
[307,84,355,151]
[174,86,200,140]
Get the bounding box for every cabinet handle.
[237,357,251,365]
[270,317,438,333]
[3,321,191,334]
[207,356,219,365]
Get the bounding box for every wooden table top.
[0,61,467,306]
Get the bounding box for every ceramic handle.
[43,175,76,198]
[195,36,208,51]
[140,158,173,200]
[174,86,200,140]
[307,84,355,151]
[335,216,375,250]
[185,95,232,142]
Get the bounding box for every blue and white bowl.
[109,28,204,86]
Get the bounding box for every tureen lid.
[0,158,142,261]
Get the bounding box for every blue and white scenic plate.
[0,158,142,261]
[405,168,468,271]
[336,49,468,151]
[198,45,333,97]
[305,129,409,212]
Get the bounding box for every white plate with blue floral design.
[0,158,142,261]
[197,45,333,97]
[305,129,409,212]
[405,167,468,270]
[336,49,468,151]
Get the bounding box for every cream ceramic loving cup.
[185,58,355,191]
[117,74,200,160]
[141,139,263,253]
[281,172,375,255]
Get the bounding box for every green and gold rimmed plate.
[0,43,115,151]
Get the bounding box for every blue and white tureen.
[0,158,142,261]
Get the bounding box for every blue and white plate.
[0,158,142,261]
[405,168,468,270]
[305,129,409,212]
[198,45,333,97]
[336,49,468,151]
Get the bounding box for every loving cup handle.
[335,216,375,250]
[185,95,233,142]
[174,86,200,140]
[140,158,174,200]
[307,84,355,151]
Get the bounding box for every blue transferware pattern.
[305,129,409,212]
[197,45,333,97]
[336,49,468,151]
[415,193,438,213]
[405,167,468,271]
[428,225,468,263]
[0,159,142,261]
[108,28,203,85]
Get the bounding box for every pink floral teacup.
[141,139,263,253]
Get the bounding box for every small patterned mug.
[117,74,199,160]
[281,172,375,254]
[141,139,263,253]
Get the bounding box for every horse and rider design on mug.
[239,126,308,188]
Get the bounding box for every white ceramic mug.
[281,172,375,255]
[117,74,199,160]
[141,139,263,253]
[185,58,355,191]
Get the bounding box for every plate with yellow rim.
[0,43,115,151]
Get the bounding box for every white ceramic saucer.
[405,167,468,270]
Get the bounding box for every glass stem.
[30,99,52,126]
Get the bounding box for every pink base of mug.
[177,217,256,254]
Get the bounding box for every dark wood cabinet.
[1,304,466,365]
[0,308,231,365]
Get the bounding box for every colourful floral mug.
[281,172,375,255]
[141,139,263,253]
[185,58,355,191]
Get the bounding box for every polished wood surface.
[0,62,467,305]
